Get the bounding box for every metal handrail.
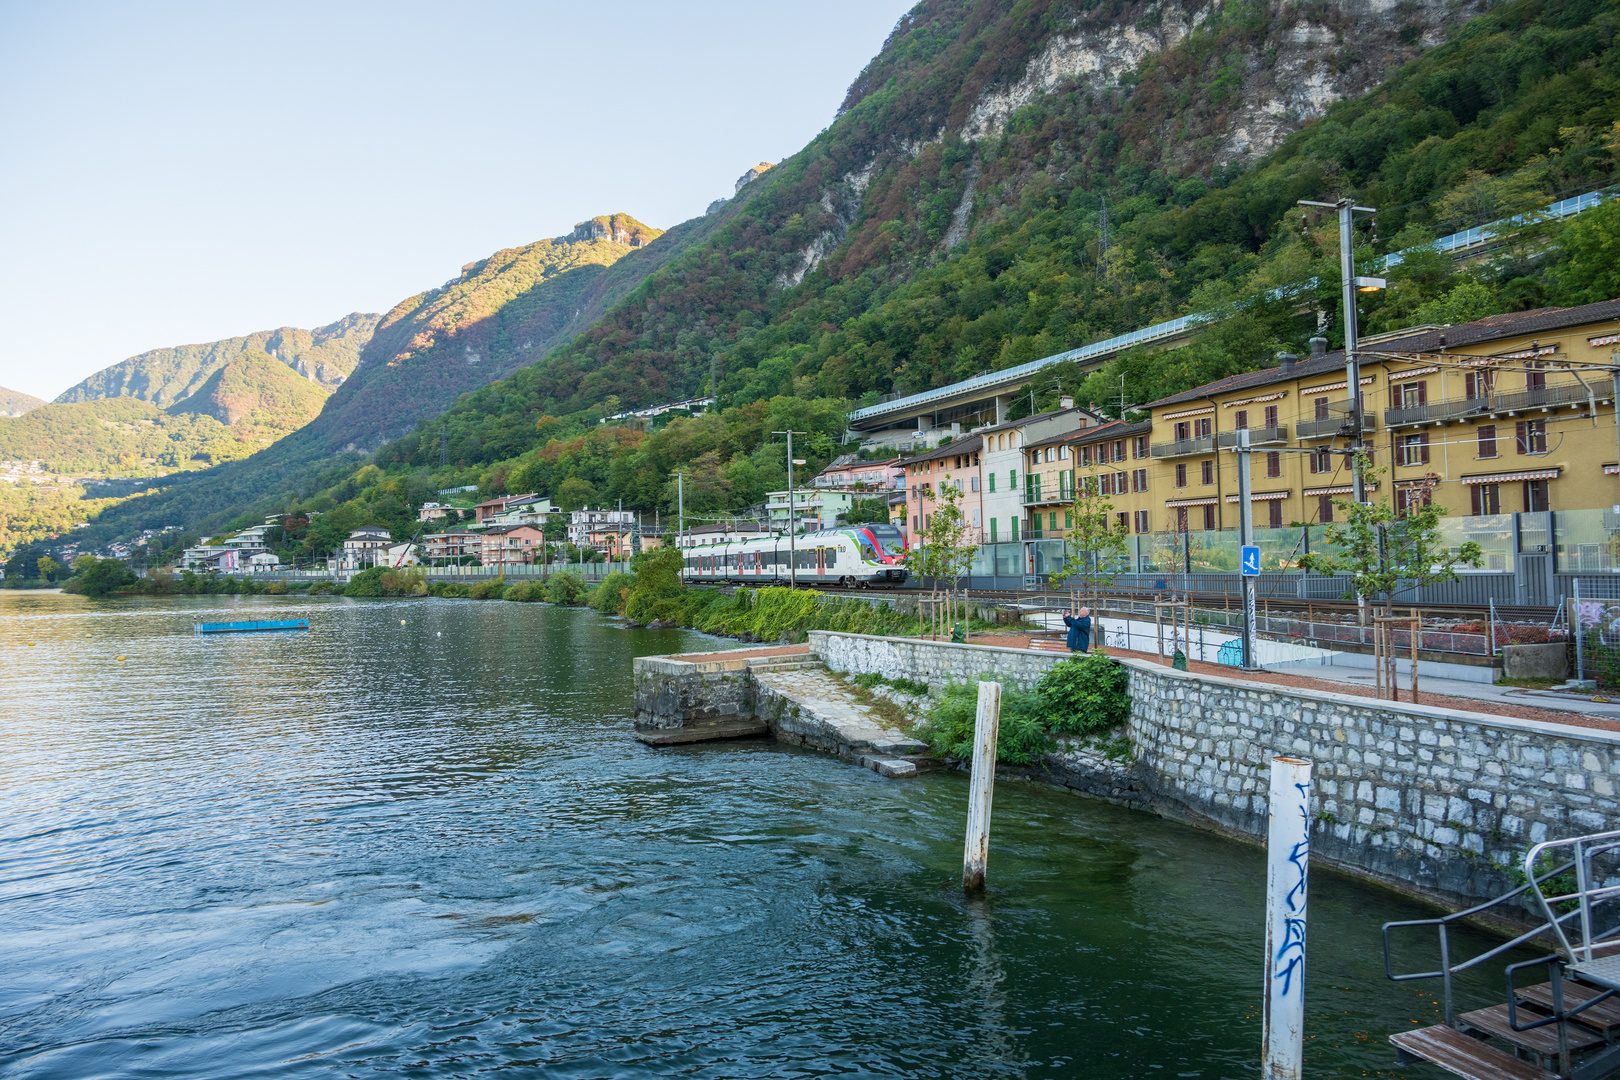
[1382,856,1582,1023]
[1524,831,1620,965]
[1150,434,1218,458]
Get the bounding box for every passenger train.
[680,524,909,586]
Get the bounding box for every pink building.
[902,435,983,543]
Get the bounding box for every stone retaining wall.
[633,654,756,732]
[809,630,1620,906]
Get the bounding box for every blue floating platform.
[193,619,310,634]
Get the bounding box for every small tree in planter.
[1297,452,1483,697]
[1049,472,1130,652]
[905,473,978,639]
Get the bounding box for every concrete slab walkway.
[751,665,929,778]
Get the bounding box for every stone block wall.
[809,630,1620,905]
[632,655,755,732]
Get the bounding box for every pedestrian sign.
[1241,545,1261,576]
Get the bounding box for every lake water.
[0,591,1510,1077]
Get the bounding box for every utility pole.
[773,429,808,586]
[677,473,684,582]
[1237,427,1259,670]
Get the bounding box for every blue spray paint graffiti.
[1272,780,1311,999]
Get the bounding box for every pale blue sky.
[0,1,916,400]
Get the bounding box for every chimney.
[1309,335,1327,359]
[1277,351,1299,374]
[1060,395,1074,410]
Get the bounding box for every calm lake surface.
[0,591,1508,1077]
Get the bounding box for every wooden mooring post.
[962,680,1002,892]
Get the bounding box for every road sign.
[1241,545,1261,576]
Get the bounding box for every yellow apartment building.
[1058,299,1620,548]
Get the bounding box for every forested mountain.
[304,214,670,451]
[54,312,379,407]
[0,386,45,418]
[75,0,1620,552]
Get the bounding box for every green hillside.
[54,312,380,406]
[76,0,1620,548]
[305,214,667,450]
[165,348,330,430]
[0,385,46,418]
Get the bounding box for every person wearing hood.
[1063,607,1091,653]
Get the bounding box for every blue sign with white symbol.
[1241,545,1261,576]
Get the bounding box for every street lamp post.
[773,429,808,586]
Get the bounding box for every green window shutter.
[1011,470,1018,490]
[1010,518,1019,542]
[989,518,997,542]
[988,473,996,493]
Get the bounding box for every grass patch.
[1494,675,1565,689]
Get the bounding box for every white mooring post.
[1262,756,1313,1080]
[962,680,1003,892]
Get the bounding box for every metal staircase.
[1383,831,1620,1080]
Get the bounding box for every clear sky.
[0,0,916,401]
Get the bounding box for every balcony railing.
[1384,383,1596,427]
[1022,486,1074,506]
[1150,434,1219,459]
[1298,401,1376,439]
[1224,424,1289,446]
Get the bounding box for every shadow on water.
[0,592,1530,1077]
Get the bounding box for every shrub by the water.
[917,655,1132,764]
[343,566,426,598]
[589,572,635,615]
[1034,654,1132,736]
[264,581,289,595]
[60,557,136,598]
[683,586,911,642]
[503,580,544,602]
[468,579,507,600]
[428,580,471,598]
[544,571,587,605]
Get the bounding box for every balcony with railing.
[1384,382,1596,427]
[1022,484,1074,506]
[1298,401,1376,439]
[1227,424,1289,446]
[1150,433,1218,459]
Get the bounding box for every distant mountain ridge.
[54,312,380,408]
[0,385,45,418]
[300,213,674,450]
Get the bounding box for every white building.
[766,489,856,532]
[567,507,635,547]
[332,526,394,571]
[975,403,1100,545]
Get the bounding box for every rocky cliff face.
[565,213,663,247]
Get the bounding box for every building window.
[1465,370,1493,399]
[1524,479,1549,513]
[972,508,981,527]
[1516,420,1547,454]
[1176,507,1189,532]
[1097,443,1110,464]
[1314,397,1329,420]
[1116,470,1127,492]
[1135,510,1150,532]
[1398,381,1427,409]
[1266,451,1281,479]
[1267,501,1283,528]
[1526,364,1547,393]
[1174,421,1190,441]
[1317,495,1335,523]
[989,518,997,542]
[988,473,995,493]
[1049,511,1059,531]
[1133,468,1148,492]
[1201,460,1214,485]
[1113,440,1125,460]
[912,515,919,530]
[1202,505,1216,530]
[1134,436,1148,459]
[1010,517,1019,542]
[1264,404,1278,428]
[1195,417,1212,438]
[1010,469,1018,491]
[1064,511,1073,528]
[1175,463,1187,488]
[1115,511,1129,531]
[1235,409,1248,430]
[1399,434,1429,466]
[1100,473,1115,496]
[1471,484,1500,516]
[1478,425,1497,458]
[1308,448,1333,474]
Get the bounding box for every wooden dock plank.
[1517,981,1620,1032]
[1390,1025,1557,1080]
[1459,1003,1604,1057]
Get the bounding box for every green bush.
[264,581,289,595]
[308,580,337,595]
[343,566,426,598]
[61,557,137,598]
[504,580,544,602]
[916,682,1051,765]
[624,548,684,623]
[1034,654,1132,736]
[429,580,471,598]
[545,571,587,605]
[469,579,507,600]
[589,571,635,615]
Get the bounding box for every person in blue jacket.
[1063,607,1091,653]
